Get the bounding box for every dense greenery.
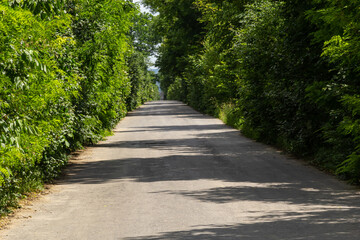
[0,0,159,214]
[144,0,360,184]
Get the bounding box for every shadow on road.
[64,130,360,240]
[112,124,229,134]
[127,101,214,120]
[123,216,360,240]
[65,100,360,240]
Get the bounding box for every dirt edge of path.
[0,148,92,231]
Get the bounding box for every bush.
[0,0,159,214]
[148,0,360,183]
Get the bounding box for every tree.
[143,0,205,98]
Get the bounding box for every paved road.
[1,101,359,240]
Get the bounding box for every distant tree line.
[144,0,360,184]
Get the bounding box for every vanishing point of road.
[1,101,359,239]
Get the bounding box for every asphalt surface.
[1,100,359,240]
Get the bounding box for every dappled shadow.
[151,184,360,207]
[128,101,198,117]
[124,211,360,240]
[66,155,219,184]
[65,116,360,205]
[127,100,215,120]
[128,111,200,117]
[64,100,360,239]
[64,136,360,208]
[142,101,181,106]
[111,124,229,134]
[64,152,360,208]
[66,130,292,185]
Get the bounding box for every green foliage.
[129,11,160,56]
[152,0,360,183]
[334,95,360,182]
[218,103,243,130]
[305,0,360,183]
[126,51,160,110]
[167,77,186,101]
[0,0,159,214]
[0,1,77,212]
[143,0,205,98]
